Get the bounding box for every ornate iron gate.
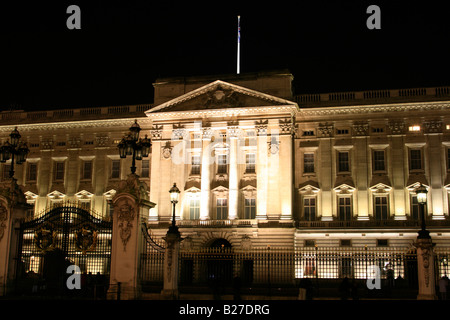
[16,203,112,296]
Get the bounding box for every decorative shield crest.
[75,225,98,254]
[34,224,57,251]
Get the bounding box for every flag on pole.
[237,15,241,74]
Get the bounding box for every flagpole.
[237,15,240,74]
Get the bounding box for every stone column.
[415,238,437,300]
[279,123,294,220]
[107,174,155,300]
[200,128,212,220]
[256,123,268,220]
[228,126,239,220]
[318,125,333,220]
[0,179,28,296]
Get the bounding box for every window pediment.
[298,180,320,194]
[47,190,65,200]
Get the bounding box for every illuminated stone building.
[1,70,450,261]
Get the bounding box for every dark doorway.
[207,238,233,287]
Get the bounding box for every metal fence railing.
[139,245,450,291]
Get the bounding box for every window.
[338,152,349,172]
[372,127,384,133]
[411,195,419,220]
[340,240,352,247]
[27,163,38,182]
[336,129,349,135]
[373,150,386,172]
[244,198,256,219]
[409,125,421,132]
[141,160,150,178]
[304,240,316,247]
[245,153,256,173]
[26,201,35,219]
[216,198,228,220]
[303,197,316,221]
[374,196,388,220]
[302,130,314,136]
[111,160,120,179]
[303,153,315,174]
[82,161,92,180]
[338,197,352,220]
[217,154,227,174]
[54,162,65,181]
[410,149,422,171]
[377,239,389,247]
[189,199,200,219]
[447,148,450,171]
[106,200,114,219]
[80,201,91,211]
[191,155,200,175]
[2,164,11,180]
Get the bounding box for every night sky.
[1,0,450,111]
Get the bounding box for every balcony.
[295,218,450,230]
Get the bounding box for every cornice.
[0,117,152,132]
[146,105,298,121]
[298,101,450,117]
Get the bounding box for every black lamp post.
[0,127,29,178]
[416,184,430,239]
[117,120,151,175]
[168,183,180,234]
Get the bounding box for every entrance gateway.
[16,203,112,296]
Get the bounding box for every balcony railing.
[296,218,450,229]
[176,219,255,228]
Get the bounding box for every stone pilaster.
[108,174,155,300]
[0,179,28,296]
[200,128,212,220]
[228,126,239,220]
[415,238,437,300]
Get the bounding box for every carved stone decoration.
[0,203,7,241]
[424,120,442,134]
[241,235,252,250]
[96,135,109,147]
[161,141,172,160]
[268,140,280,155]
[279,118,296,136]
[202,127,213,140]
[255,120,268,136]
[68,137,81,148]
[75,225,98,254]
[117,200,135,251]
[388,121,405,135]
[204,86,239,109]
[34,224,58,251]
[151,125,163,139]
[172,124,186,140]
[41,139,53,150]
[227,126,240,139]
[318,124,334,137]
[352,123,369,136]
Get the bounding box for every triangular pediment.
[145,80,297,114]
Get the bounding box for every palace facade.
[2,70,450,254]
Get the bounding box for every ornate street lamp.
[0,127,29,178]
[117,120,151,175]
[168,183,180,234]
[416,184,430,239]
